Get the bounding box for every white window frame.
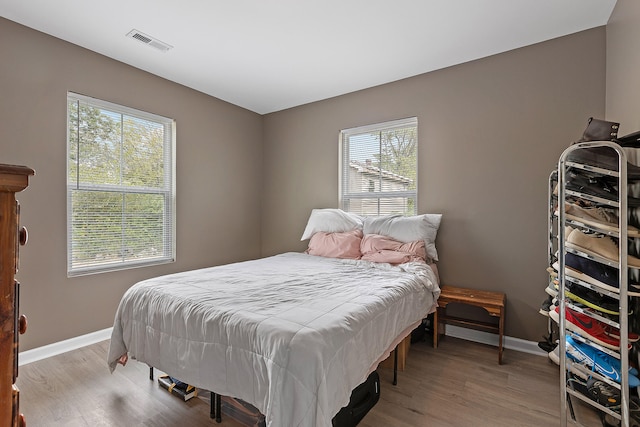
[339,117,418,216]
[66,92,176,276]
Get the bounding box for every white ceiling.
[0,0,617,114]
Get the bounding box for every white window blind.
[340,117,417,216]
[67,92,176,276]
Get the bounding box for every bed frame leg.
[210,392,215,419]
[216,393,221,423]
[211,392,221,423]
[149,366,154,381]
[393,344,398,386]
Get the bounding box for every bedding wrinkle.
[108,253,439,427]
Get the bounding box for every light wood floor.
[16,336,602,426]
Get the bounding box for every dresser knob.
[19,315,27,335]
[19,226,28,246]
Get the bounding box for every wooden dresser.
[0,164,34,427]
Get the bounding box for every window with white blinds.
[66,92,176,276]
[340,117,417,216]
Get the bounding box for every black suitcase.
[332,370,381,427]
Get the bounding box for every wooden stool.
[433,285,506,364]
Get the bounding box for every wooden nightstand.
[433,285,506,364]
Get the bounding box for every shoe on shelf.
[565,169,640,206]
[615,129,640,146]
[545,279,559,297]
[566,373,621,408]
[566,228,640,268]
[631,397,640,427]
[602,324,640,342]
[550,306,629,351]
[567,145,640,180]
[539,295,555,317]
[558,278,624,316]
[602,411,640,427]
[563,334,640,386]
[602,400,640,427]
[559,201,640,237]
[575,305,620,323]
[538,336,557,353]
[564,225,575,237]
[586,377,621,407]
[567,373,591,398]
[564,252,640,296]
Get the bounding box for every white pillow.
[363,214,442,261]
[301,209,364,241]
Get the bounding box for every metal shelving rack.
[557,141,631,427]
[544,169,559,346]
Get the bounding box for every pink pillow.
[306,229,363,259]
[360,234,427,265]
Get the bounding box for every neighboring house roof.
[349,160,413,185]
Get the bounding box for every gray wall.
[0,18,264,350]
[607,0,640,134]
[262,28,607,342]
[1,15,615,348]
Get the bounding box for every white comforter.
[107,252,440,427]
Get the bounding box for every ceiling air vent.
[126,29,173,53]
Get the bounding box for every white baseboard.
[19,327,113,366]
[443,325,547,357]
[17,325,546,366]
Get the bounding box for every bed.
[107,210,442,427]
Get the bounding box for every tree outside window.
[67,93,175,276]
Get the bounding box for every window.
[339,117,417,216]
[67,93,176,276]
